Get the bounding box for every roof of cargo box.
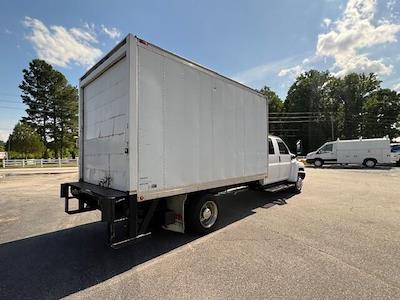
[334,137,389,143]
[80,34,266,99]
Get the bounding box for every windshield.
[318,143,333,153]
[391,145,400,153]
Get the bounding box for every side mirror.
[291,153,297,160]
[296,140,302,155]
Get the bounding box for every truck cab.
[306,142,337,167]
[263,135,306,193]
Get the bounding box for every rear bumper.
[305,159,314,164]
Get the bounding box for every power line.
[270,112,328,115]
[270,119,398,124]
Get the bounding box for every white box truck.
[60,35,305,248]
[306,137,391,168]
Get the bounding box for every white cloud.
[393,82,400,92]
[322,18,332,28]
[232,56,301,85]
[277,54,318,79]
[0,129,11,142]
[278,65,305,79]
[316,0,400,77]
[23,17,103,68]
[4,28,12,34]
[101,25,121,39]
[70,27,97,43]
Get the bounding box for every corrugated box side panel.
[137,45,267,200]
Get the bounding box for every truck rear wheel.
[186,194,219,234]
[314,159,323,168]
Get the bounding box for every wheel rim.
[296,177,303,190]
[366,160,374,167]
[199,201,218,228]
[315,160,322,167]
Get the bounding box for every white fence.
[1,158,79,168]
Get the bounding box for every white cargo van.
[306,137,391,168]
[60,35,305,248]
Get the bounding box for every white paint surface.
[82,56,129,191]
[80,35,268,197]
[137,43,267,200]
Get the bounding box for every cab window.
[277,140,290,155]
[319,143,333,153]
[268,138,275,155]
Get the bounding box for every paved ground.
[0,167,399,299]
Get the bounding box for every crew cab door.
[276,138,291,181]
[268,137,280,183]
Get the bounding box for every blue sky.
[0,0,400,141]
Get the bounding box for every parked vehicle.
[60,35,305,248]
[391,143,400,166]
[306,137,391,168]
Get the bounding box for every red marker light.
[138,38,148,45]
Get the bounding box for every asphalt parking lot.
[0,167,400,299]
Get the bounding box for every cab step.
[263,183,294,193]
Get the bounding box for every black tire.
[248,181,263,191]
[396,160,400,167]
[314,159,324,168]
[364,158,377,168]
[185,194,219,234]
[292,175,304,194]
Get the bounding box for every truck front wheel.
[186,194,219,234]
[314,159,324,168]
[292,175,304,194]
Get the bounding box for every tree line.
[260,70,400,154]
[5,59,78,159]
[1,61,399,158]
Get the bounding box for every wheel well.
[363,158,377,163]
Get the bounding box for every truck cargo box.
[79,34,268,202]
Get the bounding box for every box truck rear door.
[82,57,129,191]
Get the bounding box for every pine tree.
[19,59,78,158]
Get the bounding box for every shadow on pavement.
[0,189,296,299]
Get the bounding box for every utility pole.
[8,135,11,159]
